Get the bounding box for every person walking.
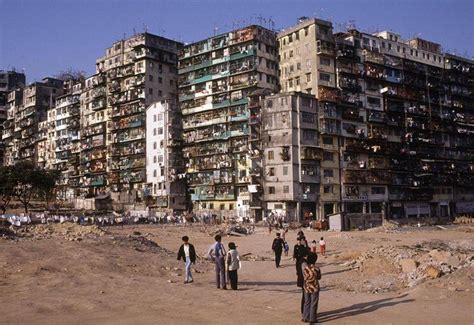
[226,242,241,290]
[272,233,285,268]
[319,237,326,256]
[302,253,322,324]
[177,236,196,284]
[208,234,227,289]
[293,236,309,317]
[310,240,318,254]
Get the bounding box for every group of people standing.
[177,229,324,323]
[177,234,241,290]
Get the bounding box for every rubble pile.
[342,240,473,291]
[13,223,106,241]
[205,223,255,237]
[0,225,18,240]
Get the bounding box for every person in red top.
[319,237,326,256]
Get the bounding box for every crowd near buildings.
[1,17,473,224]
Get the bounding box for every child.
[310,240,318,254]
[319,237,326,256]
[226,242,241,290]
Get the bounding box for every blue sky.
[1,0,473,83]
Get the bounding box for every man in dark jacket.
[272,232,285,268]
[177,236,197,284]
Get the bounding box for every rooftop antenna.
[257,14,264,25]
[133,27,137,36]
[347,20,356,30]
[268,17,275,31]
[143,24,149,33]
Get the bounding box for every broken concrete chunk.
[425,265,443,279]
[399,259,418,273]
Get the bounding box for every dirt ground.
[1,224,473,324]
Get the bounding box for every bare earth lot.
[1,224,473,324]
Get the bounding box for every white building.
[146,100,186,211]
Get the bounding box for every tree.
[36,169,61,210]
[0,166,15,214]
[55,68,86,81]
[11,161,37,214]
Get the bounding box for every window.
[158,77,163,83]
[303,129,316,141]
[319,73,330,82]
[158,155,163,163]
[320,57,330,66]
[153,170,157,177]
[153,156,157,163]
[283,185,290,194]
[323,152,334,161]
[323,185,333,194]
[306,73,311,82]
[283,166,289,175]
[268,186,275,194]
[149,75,153,82]
[268,150,274,160]
[160,166,164,176]
[268,167,275,176]
[153,128,157,136]
[367,96,381,107]
[302,112,315,123]
[153,142,157,149]
[371,187,385,195]
[322,137,333,145]
[157,113,163,121]
[288,79,293,88]
[297,62,301,70]
[388,43,392,50]
[158,127,163,135]
[149,88,153,95]
[323,169,334,178]
[220,204,225,210]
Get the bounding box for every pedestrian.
[208,234,227,289]
[272,232,285,268]
[319,237,326,256]
[293,236,308,317]
[310,240,318,254]
[302,253,321,324]
[226,242,241,290]
[177,236,196,284]
[268,223,272,235]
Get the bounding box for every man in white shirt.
[177,236,196,284]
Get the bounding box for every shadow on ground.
[318,294,415,323]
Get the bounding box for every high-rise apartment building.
[47,79,83,199]
[278,18,341,218]
[145,99,186,210]
[0,70,26,165]
[261,92,321,220]
[178,25,279,219]
[3,77,64,166]
[332,29,473,223]
[278,18,473,222]
[80,33,182,197]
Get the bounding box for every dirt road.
[1,224,473,324]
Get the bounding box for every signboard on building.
[405,202,430,216]
[456,202,474,213]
